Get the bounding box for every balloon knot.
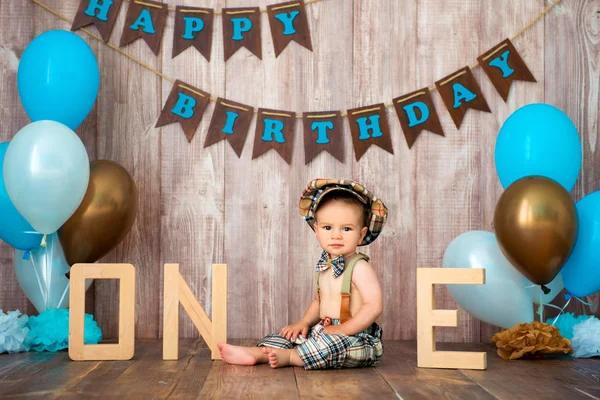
[541,285,551,295]
[22,250,31,260]
[564,293,573,300]
[40,234,47,248]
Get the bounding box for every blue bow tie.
[315,251,345,278]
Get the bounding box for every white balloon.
[3,120,90,234]
[442,230,534,329]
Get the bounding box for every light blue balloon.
[17,30,100,130]
[14,233,92,313]
[495,103,582,192]
[561,191,600,297]
[0,142,44,250]
[443,230,534,329]
[3,121,90,234]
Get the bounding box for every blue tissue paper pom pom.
[27,309,103,352]
[0,309,31,354]
[546,312,591,340]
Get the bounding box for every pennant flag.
[155,80,210,143]
[119,0,168,56]
[435,67,491,129]
[72,0,123,42]
[478,38,536,102]
[266,0,313,58]
[302,111,343,164]
[173,6,214,61]
[393,88,444,148]
[252,108,296,164]
[205,98,254,157]
[222,7,262,61]
[347,104,394,161]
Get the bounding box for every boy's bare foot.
[218,343,265,365]
[262,347,304,369]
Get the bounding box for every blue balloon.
[561,191,600,297]
[0,142,43,250]
[17,30,100,130]
[495,103,582,192]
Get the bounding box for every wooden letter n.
[69,263,136,361]
[417,268,487,370]
[163,264,228,360]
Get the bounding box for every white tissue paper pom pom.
[571,316,600,358]
[0,309,30,354]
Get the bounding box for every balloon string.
[551,297,572,326]
[57,281,70,309]
[47,236,54,310]
[537,291,544,322]
[550,294,597,326]
[565,293,596,307]
[29,255,48,308]
[542,303,564,311]
[40,234,47,248]
[540,303,561,325]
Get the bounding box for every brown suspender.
[315,252,370,323]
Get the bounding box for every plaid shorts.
[256,320,383,370]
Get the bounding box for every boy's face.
[314,200,368,258]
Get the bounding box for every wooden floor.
[1,340,600,399]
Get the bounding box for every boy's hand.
[280,321,309,342]
[323,324,347,335]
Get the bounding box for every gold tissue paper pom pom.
[491,321,573,360]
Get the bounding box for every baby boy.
[218,179,387,369]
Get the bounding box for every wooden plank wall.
[0,0,598,341]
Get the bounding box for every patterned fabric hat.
[299,178,388,246]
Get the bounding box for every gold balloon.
[494,176,577,286]
[59,160,137,265]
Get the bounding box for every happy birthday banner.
[39,0,558,164]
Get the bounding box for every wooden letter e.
[416,268,486,370]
